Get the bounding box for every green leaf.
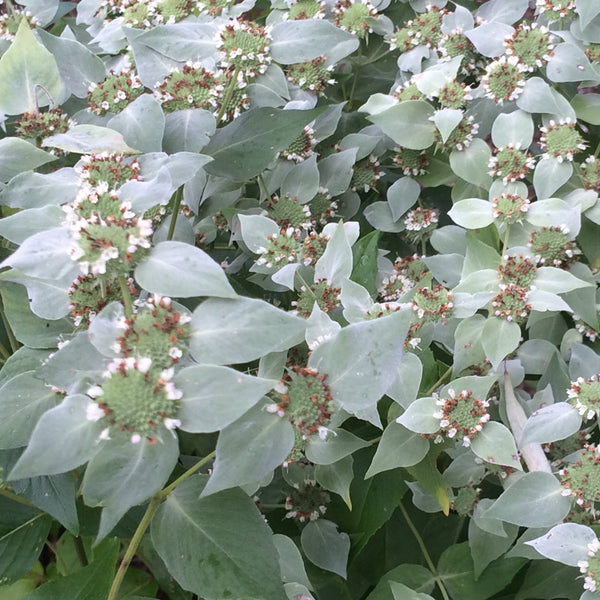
[202,401,294,496]
[0,371,60,449]
[203,107,324,181]
[526,523,596,567]
[300,519,350,578]
[107,94,165,153]
[533,157,573,200]
[175,365,276,433]
[387,177,421,222]
[519,403,581,447]
[134,241,237,299]
[270,19,359,64]
[396,397,440,435]
[405,452,450,515]
[480,317,522,370]
[0,138,57,182]
[308,309,412,425]
[315,221,353,286]
[82,433,179,541]
[281,155,320,204]
[517,77,576,119]
[190,296,306,365]
[483,472,571,527]
[8,395,103,479]
[527,198,581,235]
[366,564,435,600]
[546,43,600,83]
[163,109,216,154]
[470,421,521,470]
[318,149,357,197]
[0,205,64,245]
[572,93,600,125]
[351,230,380,294]
[437,542,526,600]
[448,198,494,229]
[365,422,429,477]
[305,428,369,465]
[468,517,519,578]
[20,538,120,599]
[0,168,78,209]
[386,352,423,409]
[389,581,434,600]
[0,503,52,585]
[273,534,312,589]
[367,101,435,150]
[315,455,354,509]
[449,139,493,189]
[433,108,464,145]
[0,19,65,115]
[514,560,584,600]
[42,124,140,154]
[152,475,287,600]
[491,109,534,149]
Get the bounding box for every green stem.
[106,451,216,600]
[421,237,427,257]
[216,66,241,123]
[501,223,511,257]
[258,173,270,199]
[117,275,134,320]
[0,341,11,361]
[73,536,88,567]
[398,501,451,600]
[426,364,453,396]
[594,141,600,159]
[0,296,19,354]
[45,540,69,576]
[0,487,35,507]
[167,187,183,242]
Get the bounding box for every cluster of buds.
[267,195,313,231]
[488,144,536,184]
[378,254,429,302]
[215,20,272,78]
[280,126,316,163]
[308,189,337,226]
[286,0,325,20]
[490,283,531,323]
[0,9,39,40]
[388,5,446,51]
[88,69,144,116]
[393,147,430,176]
[497,255,537,288]
[535,0,577,20]
[435,114,479,151]
[433,389,490,447]
[578,537,600,593]
[285,480,330,522]
[286,57,335,95]
[491,194,530,224]
[333,0,377,38]
[86,356,182,444]
[559,444,600,511]
[503,23,554,72]
[350,155,383,192]
[403,207,439,244]
[528,225,581,268]
[567,375,600,421]
[539,118,587,163]
[481,56,526,104]
[15,108,72,141]
[292,279,341,318]
[412,284,453,322]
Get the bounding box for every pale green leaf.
[480,317,522,370]
[448,198,494,229]
[526,523,597,567]
[519,403,581,447]
[449,138,493,189]
[300,519,350,578]
[43,124,140,154]
[470,421,521,470]
[0,138,56,182]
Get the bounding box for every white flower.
[86,401,105,422]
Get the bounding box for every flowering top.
[76,153,141,191]
[491,194,530,224]
[490,283,531,323]
[255,228,303,269]
[286,57,335,95]
[86,357,182,444]
[0,9,39,40]
[488,144,536,184]
[412,284,453,322]
[535,0,577,21]
[393,147,430,176]
[292,279,341,318]
[389,5,446,51]
[432,389,490,446]
[215,20,272,78]
[267,365,335,464]
[481,56,526,104]
[528,225,581,268]
[568,375,600,421]
[116,295,191,372]
[15,108,72,141]
[404,208,439,244]
[267,195,312,231]
[581,156,600,191]
[434,114,478,151]
[559,444,600,511]
[280,126,316,162]
[497,255,537,288]
[287,0,325,20]
[503,23,554,72]
[285,479,330,522]
[333,0,377,38]
[308,190,337,226]
[88,70,144,116]
[578,537,600,594]
[539,118,586,162]
[350,155,383,192]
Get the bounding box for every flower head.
[285,479,330,522]
[491,194,530,224]
[481,55,526,104]
[412,284,453,322]
[286,57,335,95]
[433,388,490,446]
[567,375,600,421]
[559,444,600,511]
[292,279,341,318]
[539,118,586,163]
[488,144,536,184]
[504,23,554,72]
[88,70,144,116]
[333,0,377,38]
[528,225,581,268]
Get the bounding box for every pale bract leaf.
[448,198,494,229]
[0,138,57,182]
[519,403,582,447]
[8,395,104,479]
[314,219,353,286]
[470,421,521,470]
[305,428,369,465]
[43,124,140,154]
[526,523,597,567]
[300,519,350,578]
[387,176,421,222]
[175,365,276,433]
[273,534,312,589]
[449,138,493,188]
[315,455,353,509]
[237,214,280,254]
[134,241,237,299]
[433,108,463,144]
[491,110,534,149]
[480,318,522,370]
[396,397,440,435]
[533,158,573,200]
[190,296,306,365]
[546,43,600,83]
[483,472,571,527]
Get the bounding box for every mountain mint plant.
[4,0,600,599]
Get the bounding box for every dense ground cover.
[2,0,600,598]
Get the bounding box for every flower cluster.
[86,356,182,444]
[280,126,316,162]
[0,9,39,40]
[567,375,600,421]
[333,0,377,38]
[578,537,600,593]
[539,118,586,163]
[285,479,330,522]
[491,194,530,224]
[433,389,490,447]
[286,57,335,95]
[490,283,531,323]
[412,284,453,322]
[488,144,536,184]
[350,155,383,192]
[15,108,72,140]
[215,20,272,78]
[292,279,341,318]
[559,444,600,511]
[528,225,581,268]
[287,0,325,20]
[481,56,525,104]
[88,69,144,116]
[267,365,335,464]
[404,208,439,245]
[503,23,554,72]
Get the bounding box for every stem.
[216,66,241,123]
[0,487,35,506]
[0,341,10,361]
[398,501,451,600]
[45,540,69,575]
[117,275,134,320]
[166,187,183,242]
[258,173,270,199]
[0,296,19,354]
[421,237,427,257]
[106,451,216,600]
[33,84,54,113]
[426,364,453,396]
[73,536,89,567]
[501,223,511,257]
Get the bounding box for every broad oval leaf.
[526,523,597,567]
[300,519,350,578]
[448,198,494,229]
[134,241,237,299]
[470,421,521,470]
[519,403,581,447]
[152,475,287,600]
[190,296,306,365]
